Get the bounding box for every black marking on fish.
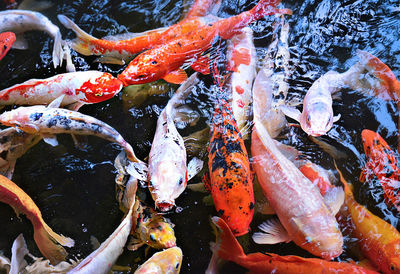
[249,202,255,210]
[29,112,43,121]
[217,209,225,216]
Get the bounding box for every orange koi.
[0,32,15,60]
[0,174,74,265]
[208,216,378,274]
[360,129,400,213]
[118,0,291,85]
[204,43,254,236]
[336,164,400,274]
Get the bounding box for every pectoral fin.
[252,218,291,244]
[48,95,65,108]
[187,182,207,193]
[187,157,203,181]
[163,69,188,84]
[323,187,345,215]
[42,135,58,146]
[333,114,341,122]
[280,105,301,122]
[12,35,28,50]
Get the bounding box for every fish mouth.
[156,200,175,212]
[164,240,177,248]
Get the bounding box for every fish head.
[300,101,333,136]
[81,73,123,103]
[144,216,177,249]
[0,32,16,60]
[361,129,390,159]
[118,54,167,85]
[388,257,400,274]
[135,247,182,274]
[0,108,31,128]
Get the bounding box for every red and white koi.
[0,31,16,61]
[227,27,256,140]
[118,0,291,85]
[0,127,42,179]
[0,71,123,110]
[148,73,203,211]
[0,10,66,68]
[0,97,140,163]
[251,119,343,259]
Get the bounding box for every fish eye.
[391,265,396,271]
[151,60,157,64]
[150,234,156,242]
[138,75,145,78]
[175,262,180,269]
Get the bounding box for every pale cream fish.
[134,247,183,274]
[250,119,344,260]
[281,52,368,136]
[252,15,291,139]
[148,73,203,212]
[0,96,140,163]
[0,10,68,68]
[227,26,256,140]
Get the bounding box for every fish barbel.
[0,103,140,163]
[118,0,292,85]
[0,71,123,110]
[0,10,64,68]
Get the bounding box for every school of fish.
[0,0,399,273]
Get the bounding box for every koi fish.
[251,120,343,259]
[0,97,141,163]
[0,71,123,110]
[253,15,290,138]
[360,129,400,212]
[0,175,74,265]
[208,216,378,274]
[336,163,400,274]
[148,73,203,211]
[118,0,292,85]
[0,32,16,60]
[226,27,256,140]
[0,10,65,68]
[134,247,182,274]
[0,127,42,179]
[183,0,221,20]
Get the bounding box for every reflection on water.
[0,0,400,273]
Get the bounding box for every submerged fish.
[183,0,221,20]
[0,31,16,60]
[251,120,343,259]
[227,27,256,140]
[0,175,74,265]
[0,97,140,163]
[0,127,42,179]
[208,216,377,274]
[148,73,203,211]
[118,0,291,85]
[360,129,400,213]
[0,10,65,68]
[0,71,123,110]
[336,164,400,274]
[134,247,182,274]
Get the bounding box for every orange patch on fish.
[0,32,16,61]
[235,86,245,94]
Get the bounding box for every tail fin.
[52,31,64,68]
[333,160,353,198]
[251,0,293,21]
[33,221,74,265]
[57,15,97,56]
[209,216,247,264]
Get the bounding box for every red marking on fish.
[0,32,16,60]
[235,86,244,94]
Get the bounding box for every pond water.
[0,0,400,273]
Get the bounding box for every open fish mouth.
[156,200,175,212]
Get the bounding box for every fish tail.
[33,221,74,265]
[57,14,97,56]
[52,31,64,68]
[251,0,292,21]
[209,217,247,264]
[333,160,353,198]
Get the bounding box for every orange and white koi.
[0,174,74,265]
[226,27,256,140]
[360,129,400,213]
[252,15,290,138]
[0,10,65,68]
[336,164,400,274]
[0,71,123,110]
[134,247,182,274]
[0,127,42,179]
[0,32,15,60]
[208,216,378,274]
[0,98,141,163]
[251,120,343,259]
[118,0,291,85]
[148,73,203,211]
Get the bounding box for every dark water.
[0,0,400,273]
